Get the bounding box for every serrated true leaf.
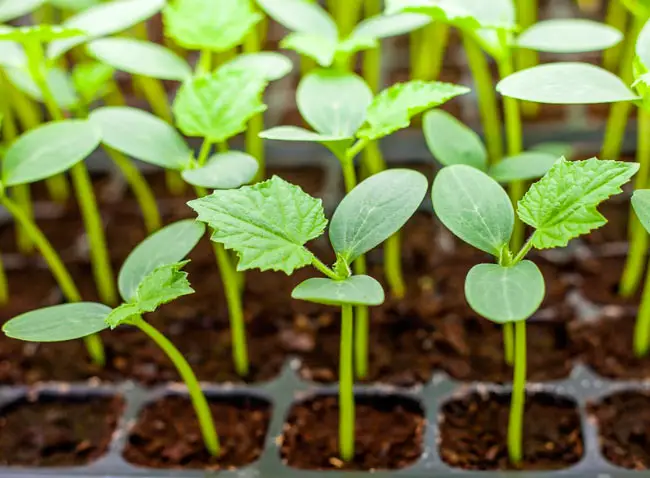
[488,152,558,183]
[292,275,385,306]
[632,189,650,234]
[423,109,487,170]
[104,303,141,330]
[280,32,337,67]
[72,61,115,104]
[188,176,327,274]
[432,165,514,257]
[465,261,545,324]
[135,261,194,313]
[330,169,428,262]
[518,158,639,249]
[173,68,268,142]
[517,19,623,53]
[118,220,205,302]
[181,151,259,190]
[358,81,470,141]
[3,120,100,186]
[163,0,261,51]
[3,302,111,342]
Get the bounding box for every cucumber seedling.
[2,220,221,456]
[189,168,428,461]
[432,157,638,465]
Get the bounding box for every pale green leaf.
[5,66,78,109]
[72,61,115,104]
[496,62,639,104]
[0,38,26,68]
[531,142,574,159]
[181,151,259,189]
[259,126,351,143]
[104,303,141,330]
[637,17,650,70]
[3,302,111,342]
[518,158,639,249]
[330,169,428,262]
[173,68,268,142]
[423,109,487,170]
[488,152,558,183]
[351,12,431,39]
[358,81,470,141]
[89,106,192,170]
[219,52,293,81]
[0,0,44,22]
[135,261,194,313]
[517,19,623,53]
[0,24,85,42]
[297,69,372,137]
[3,119,100,186]
[465,261,545,324]
[384,0,481,29]
[336,35,378,57]
[86,38,191,81]
[632,189,650,234]
[280,32,337,67]
[432,165,514,257]
[292,275,385,306]
[47,0,165,59]
[256,0,338,39]
[188,176,327,274]
[163,0,261,51]
[48,0,101,10]
[118,220,205,302]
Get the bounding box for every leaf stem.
[385,231,406,298]
[508,319,526,465]
[339,303,355,461]
[197,139,213,167]
[311,256,340,280]
[197,49,213,75]
[0,193,105,365]
[603,0,628,72]
[133,317,220,455]
[512,236,535,265]
[462,33,504,164]
[243,18,266,182]
[503,322,515,366]
[412,22,449,81]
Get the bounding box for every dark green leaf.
[488,152,558,183]
[181,151,259,189]
[292,275,385,306]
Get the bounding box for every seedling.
[433,157,638,465]
[189,169,428,461]
[261,68,468,377]
[630,189,650,356]
[1,220,220,456]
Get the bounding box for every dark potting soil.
[589,391,650,470]
[123,394,270,470]
[0,394,122,466]
[581,198,630,245]
[576,255,642,306]
[571,314,650,379]
[0,269,57,322]
[280,395,424,471]
[440,392,584,470]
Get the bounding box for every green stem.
[462,33,504,164]
[243,18,265,182]
[620,107,650,297]
[412,22,449,81]
[635,255,650,356]
[133,317,220,455]
[197,139,213,167]
[385,232,405,299]
[197,49,213,75]
[508,320,526,465]
[503,322,515,366]
[312,256,340,280]
[515,0,539,118]
[353,255,369,379]
[602,14,644,161]
[339,303,355,461]
[332,0,363,38]
[603,0,629,72]
[0,194,104,365]
[217,141,229,153]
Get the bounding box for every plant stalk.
[133,317,220,455]
[515,0,540,118]
[603,0,629,72]
[635,256,650,356]
[412,22,449,81]
[0,194,105,365]
[339,303,355,461]
[244,16,266,182]
[508,320,526,465]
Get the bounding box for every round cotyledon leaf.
[182,151,258,189]
[292,275,385,306]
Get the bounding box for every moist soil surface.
[123,395,270,470]
[280,395,424,470]
[571,314,650,379]
[440,392,584,470]
[576,255,643,307]
[589,391,650,470]
[0,394,122,466]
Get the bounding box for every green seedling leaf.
[465,261,545,323]
[330,169,428,262]
[0,0,44,22]
[297,69,372,137]
[219,52,293,81]
[488,152,558,183]
[384,0,481,30]
[531,142,574,159]
[496,62,639,104]
[3,302,111,342]
[189,176,327,274]
[181,151,259,190]
[518,157,639,249]
[637,17,650,70]
[48,0,101,10]
[423,109,487,170]
[517,19,623,53]
[118,219,205,302]
[0,38,26,68]
[163,0,261,51]
[335,34,378,58]
[47,0,165,59]
[351,12,431,39]
[0,24,85,42]
[358,81,470,141]
[104,303,141,330]
[173,67,267,142]
[432,165,514,257]
[259,126,350,143]
[632,189,650,234]
[257,0,338,39]
[280,32,337,67]
[3,119,100,186]
[134,261,194,313]
[86,38,191,81]
[89,106,192,170]
[5,66,78,109]
[292,275,385,306]
[72,62,115,104]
